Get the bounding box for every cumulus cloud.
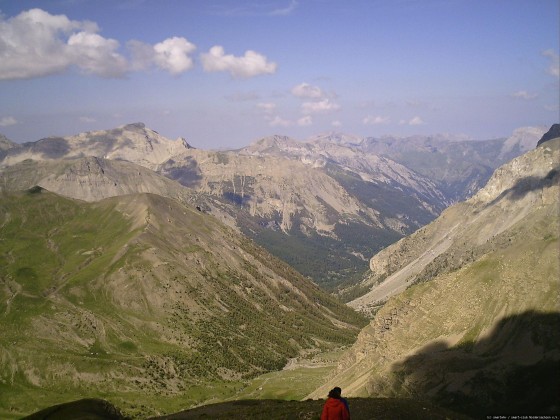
[331,120,342,127]
[79,116,96,123]
[511,90,538,100]
[291,82,324,99]
[543,49,559,77]
[200,46,277,78]
[0,116,18,127]
[301,99,340,114]
[67,31,128,77]
[0,8,197,79]
[363,115,390,125]
[153,37,196,74]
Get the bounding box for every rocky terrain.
[0,123,545,290]
[311,126,546,201]
[309,136,560,417]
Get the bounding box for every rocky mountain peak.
[0,123,191,169]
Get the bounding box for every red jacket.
[321,397,350,420]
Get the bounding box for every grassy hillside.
[0,189,366,419]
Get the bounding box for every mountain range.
[0,123,546,290]
[0,123,557,418]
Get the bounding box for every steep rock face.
[161,148,381,233]
[157,145,445,288]
[309,138,560,417]
[346,137,560,311]
[0,190,365,418]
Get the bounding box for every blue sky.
[0,0,558,149]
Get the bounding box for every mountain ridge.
[0,123,548,289]
[0,188,365,418]
[308,137,560,417]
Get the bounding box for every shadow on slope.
[382,311,560,418]
[486,168,559,207]
[22,397,473,420]
[22,398,126,420]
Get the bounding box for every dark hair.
[328,387,342,398]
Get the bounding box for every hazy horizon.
[0,0,558,148]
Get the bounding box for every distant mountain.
[0,122,191,170]
[0,133,19,152]
[309,137,560,417]
[0,124,449,289]
[0,189,365,418]
[0,123,547,290]
[311,126,547,202]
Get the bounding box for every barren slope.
[308,138,560,417]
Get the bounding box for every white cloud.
[268,115,291,127]
[67,31,128,77]
[301,99,340,114]
[79,116,96,123]
[363,115,390,125]
[291,82,324,99]
[0,8,84,79]
[544,104,559,112]
[331,120,342,127]
[511,90,538,100]
[0,8,197,80]
[543,49,559,77]
[0,116,18,127]
[200,45,277,78]
[297,115,313,126]
[153,37,196,74]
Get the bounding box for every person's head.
[328,387,342,398]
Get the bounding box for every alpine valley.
[0,123,546,290]
[0,123,558,419]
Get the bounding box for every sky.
[0,0,558,149]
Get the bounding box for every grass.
[0,190,367,419]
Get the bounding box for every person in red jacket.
[321,387,350,420]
